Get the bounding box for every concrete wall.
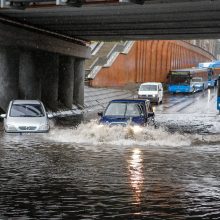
[58,55,75,108]
[0,47,86,112]
[0,20,89,112]
[41,52,59,110]
[73,58,85,107]
[19,50,41,100]
[0,47,19,112]
[89,40,215,87]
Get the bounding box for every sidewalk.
[84,85,136,120]
[53,85,137,124]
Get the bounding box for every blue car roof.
[109,99,148,104]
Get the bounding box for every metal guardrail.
[87,41,134,79]
[103,52,119,67]
[87,65,102,79]
[91,42,104,56]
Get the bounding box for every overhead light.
[119,0,145,4]
[0,0,85,8]
[132,0,145,4]
[9,1,30,9]
[56,0,84,6]
[0,0,31,9]
[66,0,84,6]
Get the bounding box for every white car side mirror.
[0,114,6,118]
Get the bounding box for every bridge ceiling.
[0,0,220,41]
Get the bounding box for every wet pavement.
[0,88,219,219]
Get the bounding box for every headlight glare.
[39,124,49,130]
[5,124,17,131]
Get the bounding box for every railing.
[91,41,104,56]
[86,41,135,79]
[103,52,119,67]
[87,65,102,79]
[121,41,135,54]
[89,42,98,51]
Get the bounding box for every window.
[104,102,144,117]
[125,103,142,117]
[218,80,220,95]
[139,85,157,91]
[105,103,126,116]
[169,75,190,84]
[146,102,153,112]
[10,104,45,117]
[191,78,202,82]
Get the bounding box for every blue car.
[217,76,220,113]
[98,99,155,126]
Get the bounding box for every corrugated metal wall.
[89,40,215,87]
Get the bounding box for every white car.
[138,82,163,104]
[0,100,53,133]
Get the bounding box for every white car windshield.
[104,102,143,117]
[191,78,202,82]
[10,104,45,117]
[139,85,157,91]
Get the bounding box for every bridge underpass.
[0,0,219,111]
[0,20,90,112]
[1,0,220,40]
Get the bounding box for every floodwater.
[0,89,220,219]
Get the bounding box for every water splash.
[46,120,191,147]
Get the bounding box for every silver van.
[0,100,53,133]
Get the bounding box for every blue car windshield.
[104,102,143,117]
[10,104,45,117]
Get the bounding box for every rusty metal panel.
[90,40,214,87]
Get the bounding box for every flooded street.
[0,88,220,219]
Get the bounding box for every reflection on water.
[207,89,211,102]
[128,148,144,205]
[0,121,220,219]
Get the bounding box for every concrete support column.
[73,58,85,107]
[41,52,59,110]
[19,50,41,100]
[58,55,75,108]
[0,47,19,112]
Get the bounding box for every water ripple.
[0,129,220,219]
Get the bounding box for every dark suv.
[98,99,154,126]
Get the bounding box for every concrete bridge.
[1,0,220,40]
[0,0,219,111]
[0,18,90,112]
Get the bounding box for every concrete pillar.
[19,50,41,100]
[73,58,85,107]
[0,47,19,112]
[58,55,75,108]
[41,52,59,110]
